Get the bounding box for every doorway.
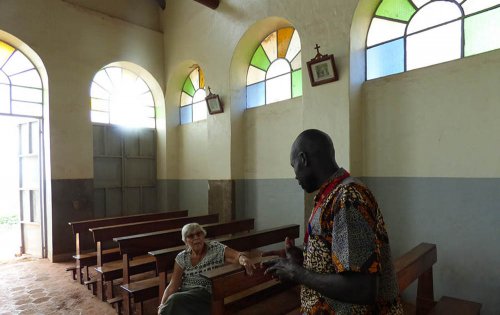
[0,114,46,261]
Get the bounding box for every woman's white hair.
[181,223,207,242]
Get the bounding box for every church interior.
[0,0,498,314]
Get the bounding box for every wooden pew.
[115,219,255,315]
[90,213,219,301]
[68,210,188,284]
[149,224,300,314]
[234,243,481,315]
[394,243,481,315]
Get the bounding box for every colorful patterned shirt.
[301,168,403,314]
[175,241,226,293]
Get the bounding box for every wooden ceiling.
[155,0,220,10]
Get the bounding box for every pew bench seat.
[95,255,156,282]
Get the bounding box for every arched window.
[180,66,207,125]
[246,27,302,108]
[90,66,155,128]
[366,0,500,80]
[0,40,43,117]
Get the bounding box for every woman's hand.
[238,253,256,275]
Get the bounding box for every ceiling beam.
[156,0,219,10]
[193,0,220,9]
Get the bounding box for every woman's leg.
[159,288,211,315]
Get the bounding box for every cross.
[314,44,321,55]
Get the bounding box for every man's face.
[290,149,316,193]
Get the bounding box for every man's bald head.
[290,129,338,192]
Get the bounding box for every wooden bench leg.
[122,290,132,315]
[97,276,106,301]
[76,263,83,284]
[84,279,98,295]
[211,299,224,315]
[136,301,143,315]
[66,266,77,280]
[106,280,114,300]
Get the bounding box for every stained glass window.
[90,67,155,128]
[0,40,43,117]
[366,0,500,80]
[246,27,302,108]
[180,67,207,125]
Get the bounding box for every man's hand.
[263,257,303,284]
[285,237,303,265]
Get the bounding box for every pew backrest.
[68,210,188,256]
[394,243,437,314]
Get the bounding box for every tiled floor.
[0,256,157,315]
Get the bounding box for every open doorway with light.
[0,36,48,261]
[0,115,46,261]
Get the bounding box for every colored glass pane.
[0,71,8,84]
[246,82,265,108]
[182,77,196,97]
[10,69,42,88]
[91,111,109,124]
[407,21,461,70]
[93,70,113,91]
[463,0,500,15]
[180,105,192,124]
[11,86,42,103]
[193,89,207,103]
[91,98,108,111]
[277,27,294,58]
[412,0,431,8]
[12,101,42,117]
[262,31,277,62]
[134,78,150,95]
[0,84,10,113]
[291,52,302,71]
[285,30,301,62]
[251,45,271,71]
[91,82,109,100]
[367,17,406,46]
[266,74,291,104]
[2,51,34,75]
[180,91,192,106]
[140,106,155,118]
[247,65,266,85]
[407,1,462,35]
[138,92,154,107]
[193,101,207,122]
[367,39,404,80]
[464,7,500,56]
[189,68,200,90]
[376,0,416,22]
[266,59,291,80]
[91,66,155,128]
[106,67,122,86]
[199,68,205,89]
[292,70,302,98]
[0,41,15,67]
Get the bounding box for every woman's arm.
[160,262,183,305]
[224,247,255,275]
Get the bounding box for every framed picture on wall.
[206,90,224,114]
[307,53,338,86]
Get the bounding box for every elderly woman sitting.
[158,222,255,315]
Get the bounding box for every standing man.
[264,129,403,314]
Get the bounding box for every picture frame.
[306,53,338,86]
[206,90,224,115]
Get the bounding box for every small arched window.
[246,27,302,108]
[366,0,500,80]
[90,66,155,128]
[0,40,43,117]
[180,67,207,125]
